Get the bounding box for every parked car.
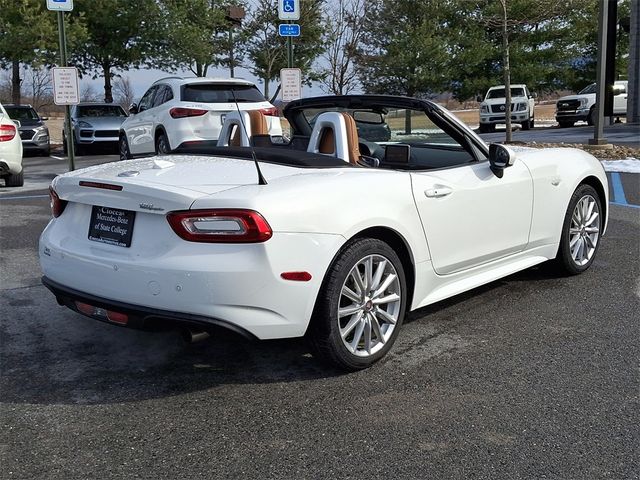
[478,84,536,133]
[556,80,628,128]
[40,95,607,370]
[0,102,24,187]
[3,104,50,156]
[63,103,128,156]
[119,77,283,160]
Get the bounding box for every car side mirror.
[13,120,21,128]
[41,116,49,121]
[476,95,483,103]
[489,143,516,177]
[129,103,139,115]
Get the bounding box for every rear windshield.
[181,84,266,103]
[5,107,38,120]
[77,105,126,117]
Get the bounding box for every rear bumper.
[42,276,258,339]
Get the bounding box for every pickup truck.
[556,80,628,128]
[477,84,536,133]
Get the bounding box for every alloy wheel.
[338,254,402,357]
[569,194,600,266]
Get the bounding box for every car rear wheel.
[308,238,407,370]
[119,135,132,161]
[4,170,24,187]
[155,132,171,155]
[554,184,602,275]
[559,121,574,128]
[73,141,84,156]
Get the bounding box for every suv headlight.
[516,102,527,111]
[579,98,589,108]
[77,120,93,128]
[480,104,489,113]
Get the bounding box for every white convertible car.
[39,95,608,370]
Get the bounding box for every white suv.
[0,102,24,187]
[119,77,282,159]
[478,84,536,133]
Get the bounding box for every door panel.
[412,161,533,275]
[126,86,157,155]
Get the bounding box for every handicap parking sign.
[278,0,299,20]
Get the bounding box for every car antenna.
[230,88,267,186]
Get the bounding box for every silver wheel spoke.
[364,256,373,291]
[584,234,595,249]
[351,269,366,296]
[350,321,365,352]
[371,259,387,292]
[373,293,400,305]
[364,318,372,354]
[342,285,361,303]
[372,273,397,299]
[569,234,581,248]
[585,227,599,234]
[569,228,581,235]
[375,308,397,325]
[339,304,361,318]
[341,311,363,339]
[370,313,385,344]
[586,211,599,227]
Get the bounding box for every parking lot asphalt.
[1,149,639,479]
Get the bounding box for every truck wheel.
[521,119,531,130]
[4,170,24,187]
[479,124,489,133]
[558,121,574,128]
[587,107,595,126]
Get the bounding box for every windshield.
[578,83,597,95]
[77,105,126,117]
[486,88,525,99]
[5,107,38,120]
[181,84,266,103]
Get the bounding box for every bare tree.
[24,66,53,110]
[318,0,366,95]
[80,83,101,102]
[113,75,135,110]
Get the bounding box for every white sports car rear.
[39,95,608,370]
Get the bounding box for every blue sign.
[278,0,300,20]
[278,24,301,37]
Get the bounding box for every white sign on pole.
[47,0,74,11]
[280,68,302,102]
[52,67,80,105]
[278,0,300,21]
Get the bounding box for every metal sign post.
[48,0,76,170]
[278,0,300,69]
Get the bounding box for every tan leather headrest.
[319,128,335,154]
[340,112,361,164]
[248,110,268,136]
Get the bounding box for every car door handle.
[425,186,453,198]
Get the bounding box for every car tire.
[119,135,132,161]
[521,118,531,130]
[308,238,407,370]
[4,170,24,187]
[40,147,50,157]
[479,124,489,133]
[155,132,171,155]
[553,184,603,276]
[529,117,535,129]
[62,137,67,155]
[587,107,595,126]
[558,121,574,128]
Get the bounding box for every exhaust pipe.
[183,328,210,343]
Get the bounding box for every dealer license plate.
[88,205,136,247]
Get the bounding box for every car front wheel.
[4,170,24,187]
[554,184,603,275]
[308,238,407,370]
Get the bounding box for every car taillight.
[0,123,16,142]
[259,107,279,117]
[49,186,67,218]
[167,209,272,243]
[169,107,208,119]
